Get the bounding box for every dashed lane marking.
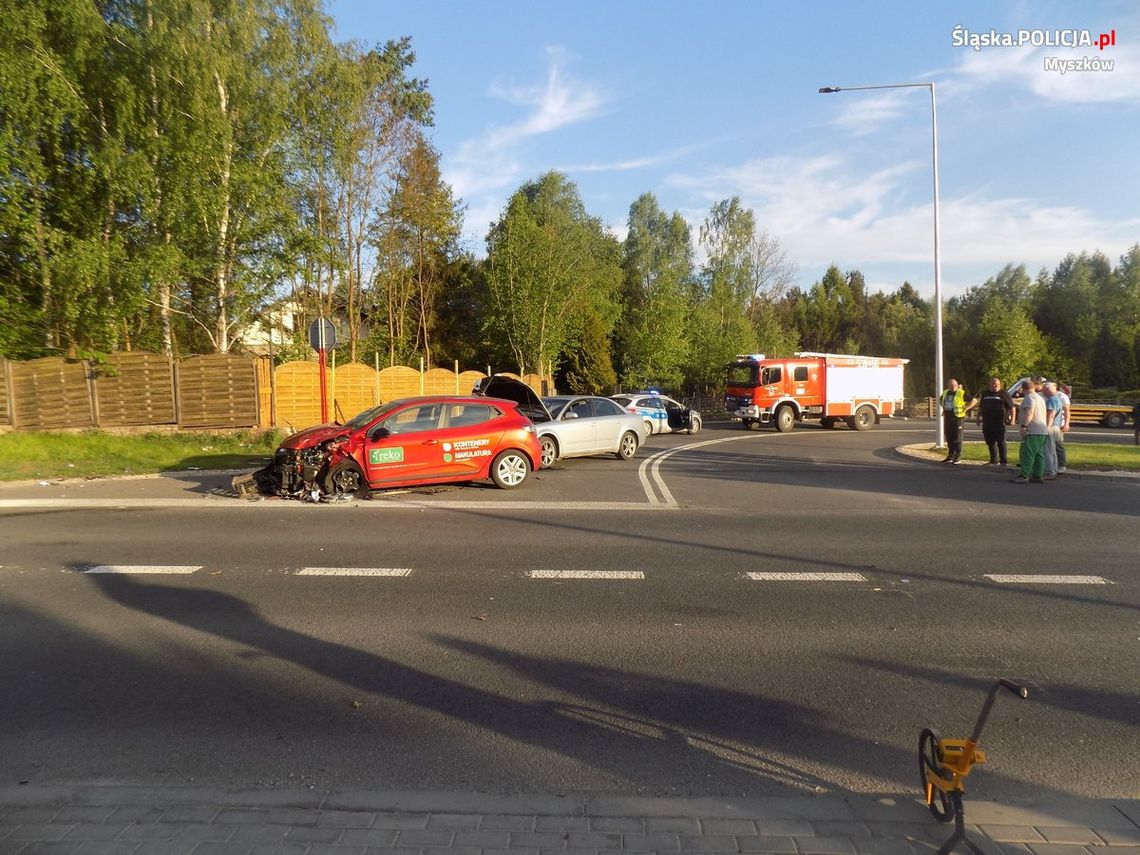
[528,570,645,580]
[297,567,412,576]
[83,565,201,574]
[747,572,868,582]
[985,574,1109,585]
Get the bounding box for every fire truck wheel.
[821,417,838,429]
[852,405,876,431]
[774,405,796,433]
[1104,412,1126,429]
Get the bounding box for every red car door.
[437,402,504,478]
[362,402,445,484]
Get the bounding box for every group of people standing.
[939,376,1070,483]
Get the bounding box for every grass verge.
[951,441,1139,470]
[0,430,282,482]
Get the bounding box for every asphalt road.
[1,421,1137,801]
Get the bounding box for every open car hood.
[474,375,552,423]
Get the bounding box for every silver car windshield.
[542,397,573,418]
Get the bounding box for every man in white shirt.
[1011,377,1048,484]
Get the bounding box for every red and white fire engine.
[724,351,909,432]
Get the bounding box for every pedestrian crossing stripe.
[984,574,1108,585]
[747,572,867,582]
[298,567,412,576]
[83,565,201,574]
[528,570,645,580]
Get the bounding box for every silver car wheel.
[539,436,558,468]
[616,431,639,460]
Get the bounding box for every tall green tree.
[0,0,141,356]
[686,197,794,391]
[484,171,621,378]
[976,301,1048,386]
[372,133,459,368]
[615,193,693,389]
[786,266,860,354]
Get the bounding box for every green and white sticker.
[369,447,404,464]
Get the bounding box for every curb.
[1,786,1138,827]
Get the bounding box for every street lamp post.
[819,83,945,449]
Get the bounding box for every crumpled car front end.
[234,428,357,502]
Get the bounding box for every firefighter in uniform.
[939,379,975,464]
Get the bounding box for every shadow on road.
[1,572,1092,803]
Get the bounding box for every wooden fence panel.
[422,367,458,395]
[9,357,95,430]
[0,358,10,426]
[378,366,421,401]
[274,361,322,429]
[520,373,550,396]
[330,362,378,421]
[256,357,273,428]
[457,370,485,396]
[95,351,176,427]
[176,354,258,429]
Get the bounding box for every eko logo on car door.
[364,403,444,483]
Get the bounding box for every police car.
[610,391,702,436]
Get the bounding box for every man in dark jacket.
[974,377,1015,466]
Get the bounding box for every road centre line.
[747,572,868,582]
[298,567,412,576]
[985,574,1109,585]
[638,431,787,505]
[528,570,645,580]
[83,565,201,574]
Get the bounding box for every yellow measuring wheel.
[919,679,1029,855]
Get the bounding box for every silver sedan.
[537,396,648,468]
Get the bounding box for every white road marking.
[638,431,788,505]
[747,572,867,582]
[0,499,674,511]
[528,570,645,580]
[298,567,412,576]
[985,574,1109,585]
[83,565,201,574]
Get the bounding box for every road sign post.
[307,319,338,424]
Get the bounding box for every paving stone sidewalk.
[1,787,1138,855]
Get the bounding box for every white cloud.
[828,90,920,136]
[668,153,1140,296]
[954,40,1140,103]
[446,47,606,202]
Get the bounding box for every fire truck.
[724,352,909,432]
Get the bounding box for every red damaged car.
[251,394,542,500]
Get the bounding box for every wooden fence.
[270,361,549,430]
[0,353,552,432]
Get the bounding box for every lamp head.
[818,87,841,94]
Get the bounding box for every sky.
[327,0,1139,301]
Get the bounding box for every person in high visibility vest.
[938,379,976,464]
